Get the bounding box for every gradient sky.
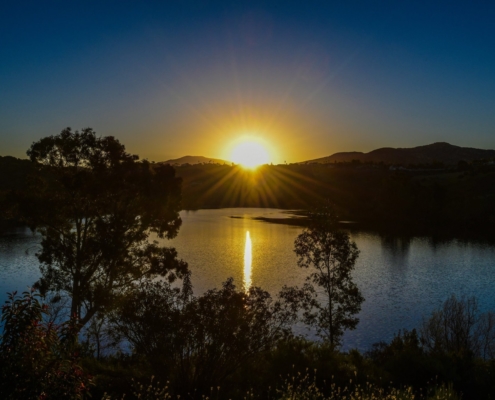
[2,1,495,163]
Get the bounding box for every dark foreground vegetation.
[1,129,495,399]
[2,286,495,399]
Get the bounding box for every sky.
[1,0,495,163]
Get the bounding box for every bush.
[110,278,299,398]
[0,289,91,399]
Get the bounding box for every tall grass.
[102,373,461,400]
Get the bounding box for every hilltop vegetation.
[176,160,495,235]
[2,151,495,235]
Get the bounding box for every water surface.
[2,208,495,350]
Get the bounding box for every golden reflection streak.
[243,231,252,292]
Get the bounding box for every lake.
[1,208,495,351]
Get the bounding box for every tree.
[293,203,364,346]
[111,278,299,397]
[16,128,188,330]
[421,295,495,359]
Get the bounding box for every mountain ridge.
[303,142,495,165]
[160,155,231,165]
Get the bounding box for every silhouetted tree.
[111,278,299,397]
[421,295,495,359]
[17,128,188,330]
[294,202,364,346]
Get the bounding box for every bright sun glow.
[230,140,270,169]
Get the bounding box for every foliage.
[110,278,300,398]
[174,162,495,235]
[16,128,187,330]
[293,202,364,346]
[108,277,192,371]
[0,289,91,399]
[0,288,480,400]
[100,376,176,400]
[421,295,495,359]
[5,155,495,235]
[366,329,435,390]
[99,371,461,400]
[365,297,495,399]
[275,371,452,400]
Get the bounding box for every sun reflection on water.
[243,231,252,292]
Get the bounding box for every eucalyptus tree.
[19,127,188,330]
[294,203,364,346]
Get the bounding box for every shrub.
[0,289,91,399]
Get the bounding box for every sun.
[230,139,270,169]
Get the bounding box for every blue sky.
[1,1,495,162]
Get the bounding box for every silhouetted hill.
[161,155,230,165]
[305,143,495,165]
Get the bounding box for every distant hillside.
[161,155,231,165]
[0,156,35,191]
[305,143,495,165]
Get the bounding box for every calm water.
[2,208,495,350]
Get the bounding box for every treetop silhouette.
[18,127,188,329]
